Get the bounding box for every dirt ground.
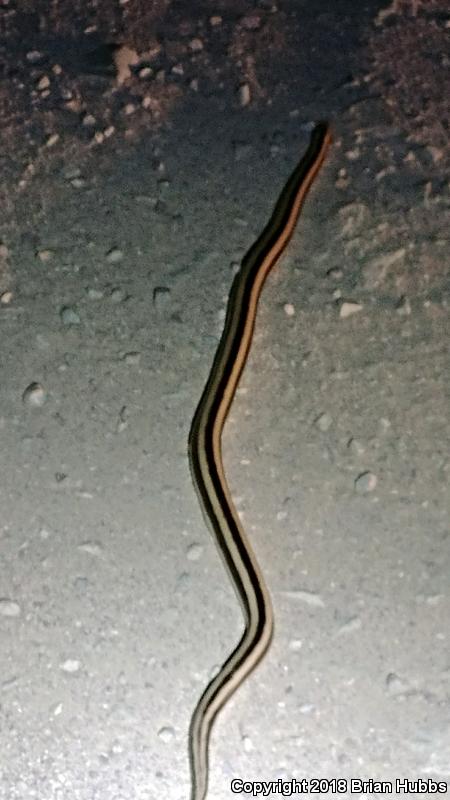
[0,0,449,798]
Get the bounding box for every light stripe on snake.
[188,122,331,800]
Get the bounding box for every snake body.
[188,122,331,800]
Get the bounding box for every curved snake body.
[188,122,331,800]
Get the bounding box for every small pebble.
[283,589,325,608]
[336,169,349,190]
[299,703,315,714]
[116,406,129,433]
[239,83,251,107]
[153,286,171,310]
[37,75,50,90]
[22,382,47,407]
[347,437,365,456]
[158,726,175,743]
[210,15,222,26]
[186,543,203,561]
[335,616,362,636]
[396,296,411,316]
[74,577,89,593]
[314,412,333,432]
[327,267,343,280]
[0,599,21,617]
[78,541,103,556]
[385,672,410,697]
[60,306,81,325]
[26,50,43,63]
[86,287,104,300]
[60,659,81,674]
[106,247,124,264]
[0,290,13,305]
[64,94,78,108]
[114,43,140,85]
[354,471,377,493]
[46,134,59,147]
[110,287,128,303]
[123,351,141,365]
[345,147,361,161]
[340,301,363,318]
[63,166,81,181]
[283,302,295,317]
[189,38,204,52]
[37,249,54,262]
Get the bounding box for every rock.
[22,382,47,407]
[339,301,363,318]
[60,306,81,325]
[354,471,377,493]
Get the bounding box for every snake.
[188,122,331,800]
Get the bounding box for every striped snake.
[188,122,331,800]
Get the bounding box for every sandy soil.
[0,1,449,798]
